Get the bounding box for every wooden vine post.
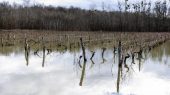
[79,38,87,86]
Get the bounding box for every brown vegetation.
[0,30,169,53]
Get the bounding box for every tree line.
[0,0,170,32]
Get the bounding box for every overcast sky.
[0,0,167,10]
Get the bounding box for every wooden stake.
[79,38,87,86]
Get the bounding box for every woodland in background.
[0,0,170,32]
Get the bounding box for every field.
[0,30,170,54]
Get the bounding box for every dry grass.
[0,30,169,54]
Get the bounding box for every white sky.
[0,0,168,10]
